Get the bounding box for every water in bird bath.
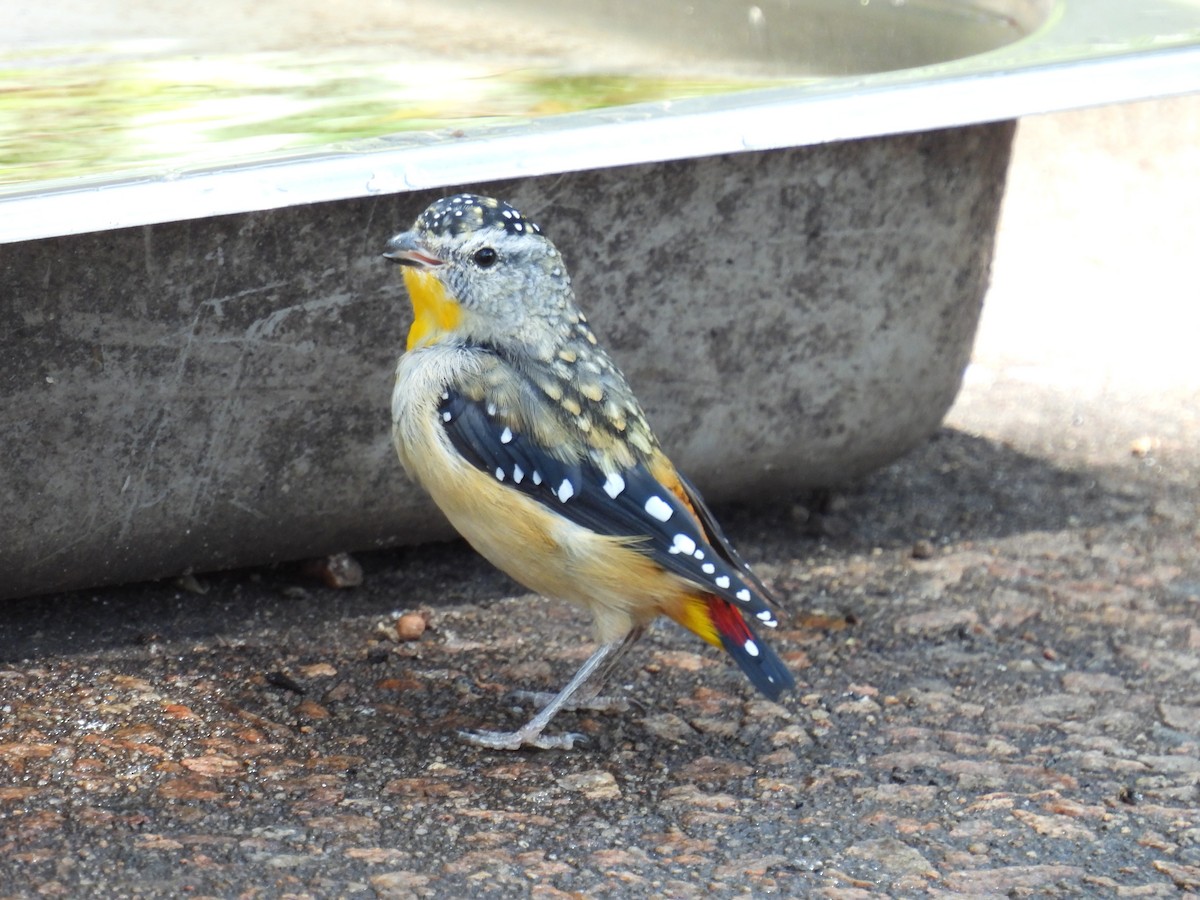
[0,0,1046,185]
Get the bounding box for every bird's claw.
[507,690,629,714]
[458,728,588,751]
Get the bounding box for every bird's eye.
[473,247,498,268]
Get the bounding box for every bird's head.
[384,194,577,353]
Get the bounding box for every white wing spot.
[441,390,450,400]
[512,464,524,484]
[644,496,673,522]
[486,402,497,416]
[693,550,705,560]
[668,533,697,556]
[556,479,575,502]
[602,472,626,499]
[500,427,513,444]
[701,563,716,575]
[743,639,760,658]
[532,471,543,486]
[738,589,752,602]
[441,411,452,422]
[714,575,731,589]
[494,467,505,482]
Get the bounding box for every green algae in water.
[0,49,777,185]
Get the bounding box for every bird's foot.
[508,690,629,713]
[458,726,587,751]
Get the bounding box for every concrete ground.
[1,95,1198,897]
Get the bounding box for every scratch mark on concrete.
[115,296,211,544]
[244,292,355,342]
[202,281,288,318]
[226,497,268,520]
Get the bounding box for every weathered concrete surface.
[0,97,1197,896]
[1,122,1013,599]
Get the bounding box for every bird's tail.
[669,595,795,701]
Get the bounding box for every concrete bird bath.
[2,0,1198,599]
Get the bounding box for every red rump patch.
[707,595,753,644]
[702,593,794,700]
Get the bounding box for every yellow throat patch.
[403,268,462,350]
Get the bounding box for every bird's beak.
[382,231,444,268]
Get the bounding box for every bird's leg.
[461,628,645,751]
[509,626,646,714]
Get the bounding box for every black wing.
[438,388,780,628]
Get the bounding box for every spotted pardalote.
[385,193,794,750]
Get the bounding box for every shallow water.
[0,0,1033,185]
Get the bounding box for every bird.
[384,193,794,750]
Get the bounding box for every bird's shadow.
[0,427,1134,663]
